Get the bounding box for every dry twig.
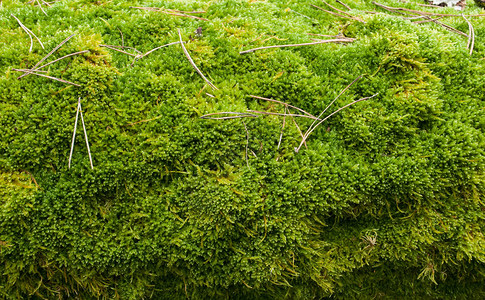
[295,93,378,153]
[311,4,364,22]
[462,14,475,55]
[240,38,354,54]
[11,14,44,52]
[336,0,351,10]
[18,34,76,80]
[372,1,485,17]
[242,120,250,169]
[130,6,209,21]
[178,29,218,90]
[200,112,258,120]
[69,98,93,169]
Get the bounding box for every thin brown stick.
[247,110,321,120]
[11,14,44,52]
[307,33,345,38]
[103,44,143,54]
[15,51,88,80]
[248,95,317,119]
[200,112,258,120]
[413,16,444,24]
[36,0,48,15]
[118,28,125,49]
[309,75,362,130]
[13,69,81,86]
[462,14,475,55]
[320,0,354,18]
[100,44,138,57]
[178,29,218,90]
[130,7,209,21]
[240,38,354,54]
[290,115,307,149]
[372,1,485,18]
[165,8,206,14]
[69,99,80,169]
[295,75,363,152]
[336,0,351,10]
[79,100,94,170]
[242,120,250,169]
[311,4,364,22]
[18,33,76,79]
[277,106,287,150]
[295,94,378,152]
[126,114,164,126]
[431,18,468,37]
[137,41,181,59]
[30,50,89,72]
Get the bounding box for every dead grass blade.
[178,29,218,90]
[336,0,351,10]
[13,69,81,86]
[11,14,45,52]
[242,120,250,169]
[311,4,364,22]
[248,95,318,119]
[372,1,485,17]
[240,38,354,54]
[247,110,321,120]
[69,99,80,169]
[462,14,475,55]
[200,112,258,120]
[18,33,76,79]
[277,106,287,150]
[79,100,94,169]
[295,93,378,152]
[130,7,209,21]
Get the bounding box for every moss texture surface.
[1,0,484,299]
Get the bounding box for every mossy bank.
[1,0,484,299]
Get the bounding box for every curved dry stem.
[201,112,258,120]
[178,29,218,90]
[295,94,378,153]
[240,38,354,54]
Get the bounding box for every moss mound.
[1,0,484,299]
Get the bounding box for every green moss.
[1,0,484,299]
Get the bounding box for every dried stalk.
[247,110,321,120]
[69,98,93,169]
[240,38,354,54]
[311,4,364,22]
[200,112,258,120]
[69,99,80,169]
[372,1,485,18]
[18,33,75,79]
[413,16,444,24]
[462,14,475,55]
[277,106,287,150]
[242,120,250,169]
[11,14,44,52]
[319,0,354,18]
[295,75,363,152]
[101,41,181,66]
[28,50,89,73]
[12,69,80,86]
[178,29,218,90]
[130,7,209,21]
[248,95,317,119]
[372,2,468,37]
[79,100,93,169]
[100,44,138,57]
[336,0,351,10]
[295,94,378,153]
